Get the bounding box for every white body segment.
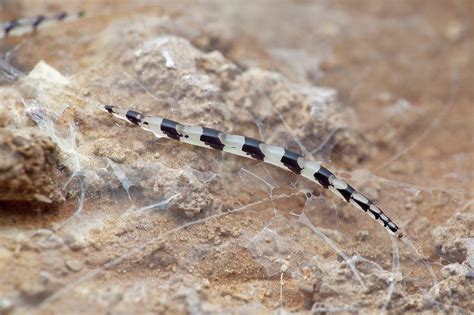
[261,144,286,167]
[221,134,246,156]
[180,126,204,146]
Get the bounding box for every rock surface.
[0,1,472,314]
[0,129,62,202]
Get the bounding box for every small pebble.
[63,233,86,251]
[66,259,83,272]
[377,91,393,103]
[404,202,413,210]
[232,292,250,302]
[440,263,467,278]
[34,194,52,203]
[389,163,405,174]
[0,298,13,312]
[422,147,438,159]
[356,230,370,241]
[201,278,210,288]
[319,283,337,297]
[445,20,464,41]
[413,193,424,204]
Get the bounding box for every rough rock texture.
[433,213,473,264]
[0,129,62,203]
[0,1,473,314]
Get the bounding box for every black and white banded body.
[0,11,84,39]
[103,105,404,239]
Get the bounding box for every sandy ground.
[0,1,472,314]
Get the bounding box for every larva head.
[101,105,128,123]
[104,104,115,114]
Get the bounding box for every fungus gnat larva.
[0,11,85,39]
[103,105,404,239]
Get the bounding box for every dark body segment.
[338,185,355,202]
[281,149,303,174]
[314,167,333,188]
[33,16,45,29]
[161,119,182,140]
[352,197,371,212]
[369,208,380,220]
[242,137,265,161]
[4,20,19,36]
[126,110,143,125]
[200,127,225,150]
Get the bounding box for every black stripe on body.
[57,12,68,20]
[126,110,142,125]
[387,223,399,233]
[33,16,45,29]
[314,167,333,188]
[242,137,265,161]
[369,208,380,220]
[200,127,225,150]
[105,105,114,114]
[161,119,182,140]
[352,197,371,212]
[281,149,303,174]
[338,185,355,202]
[4,20,19,36]
[378,214,390,227]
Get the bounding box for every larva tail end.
[395,230,405,240]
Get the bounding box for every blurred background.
[0,1,472,314]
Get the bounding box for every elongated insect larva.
[0,11,85,39]
[102,105,404,239]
